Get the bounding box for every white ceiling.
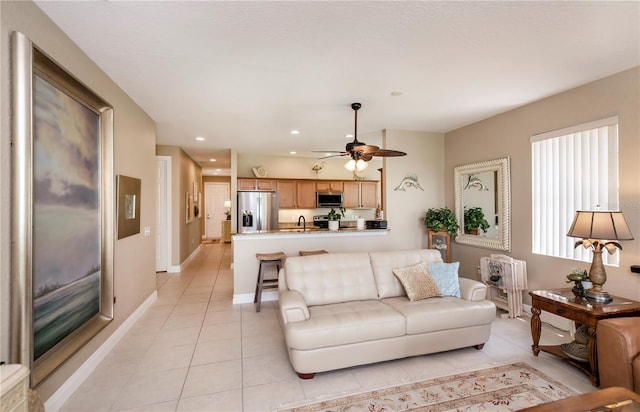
[35,1,639,174]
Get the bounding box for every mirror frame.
[454,157,511,251]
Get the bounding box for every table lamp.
[223,200,231,220]
[567,210,634,303]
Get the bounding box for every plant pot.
[465,228,479,235]
[328,220,339,231]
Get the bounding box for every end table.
[529,289,640,386]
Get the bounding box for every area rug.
[278,362,579,412]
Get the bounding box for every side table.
[530,289,640,386]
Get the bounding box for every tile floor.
[60,242,596,412]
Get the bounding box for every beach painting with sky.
[32,74,102,360]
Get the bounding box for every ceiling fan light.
[356,159,368,171]
[344,159,356,171]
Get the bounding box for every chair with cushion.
[597,317,640,393]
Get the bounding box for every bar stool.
[298,250,328,256]
[254,252,286,312]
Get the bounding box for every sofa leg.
[473,343,485,350]
[298,373,315,379]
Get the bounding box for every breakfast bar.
[231,229,389,304]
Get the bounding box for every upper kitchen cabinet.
[238,178,276,190]
[316,180,344,192]
[276,180,316,209]
[343,181,378,209]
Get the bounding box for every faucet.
[297,215,306,231]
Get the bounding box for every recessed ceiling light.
[216,168,221,171]
[345,134,354,139]
[290,151,297,155]
[325,153,333,156]
[195,136,205,141]
[290,130,300,135]
[209,158,216,162]
[390,91,403,96]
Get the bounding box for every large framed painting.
[11,32,114,385]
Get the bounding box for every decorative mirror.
[454,157,511,251]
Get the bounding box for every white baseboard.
[168,244,202,273]
[44,291,158,412]
[232,290,278,305]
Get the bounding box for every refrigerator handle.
[256,196,262,230]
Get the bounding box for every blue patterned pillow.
[427,262,461,298]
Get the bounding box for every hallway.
[59,242,593,411]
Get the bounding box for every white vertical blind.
[531,117,619,264]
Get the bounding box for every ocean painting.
[32,74,101,360]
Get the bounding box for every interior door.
[155,156,170,272]
[205,182,229,238]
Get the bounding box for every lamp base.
[584,289,613,303]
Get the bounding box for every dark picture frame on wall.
[11,31,114,385]
[117,175,141,239]
[428,231,450,263]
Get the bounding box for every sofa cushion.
[284,300,406,350]
[382,297,496,335]
[284,253,379,306]
[428,262,461,298]
[392,262,442,301]
[369,249,443,299]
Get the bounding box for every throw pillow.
[428,262,461,298]
[392,262,442,301]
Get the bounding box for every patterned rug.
[278,362,579,412]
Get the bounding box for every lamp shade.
[223,200,231,208]
[567,211,634,240]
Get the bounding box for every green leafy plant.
[463,206,490,234]
[424,207,459,238]
[327,207,346,221]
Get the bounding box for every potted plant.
[424,207,459,238]
[327,207,345,231]
[463,206,490,235]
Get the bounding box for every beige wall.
[445,67,640,303]
[156,145,202,265]
[0,0,157,400]
[384,130,446,250]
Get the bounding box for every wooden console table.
[530,289,640,386]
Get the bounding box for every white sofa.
[278,249,496,378]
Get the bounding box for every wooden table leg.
[531,306,541,356]
[587,325,599,386]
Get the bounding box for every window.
[531,116,619,264]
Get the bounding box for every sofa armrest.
[279,289,310,324]
[459,277,487,301]
[597,317,640,392]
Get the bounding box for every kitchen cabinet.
[277,180,316,209]
[316,180,344,192]
[343,181,378,208]
[238,178,276,190]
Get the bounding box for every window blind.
[531,116,619,264]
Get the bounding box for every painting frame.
[185,192,193,223]
[428,231,450,263]
[11,32,114,385]
[117,175,141,239]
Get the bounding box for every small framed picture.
[428,231,450,263]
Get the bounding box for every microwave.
[316,191,343,208]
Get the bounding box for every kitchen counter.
[231,228,389,304]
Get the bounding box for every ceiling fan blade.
[369,149,407,157]
[318,153,348,159]
[355,144,380,154]
[361,153,374,161]
[312,150,345,154]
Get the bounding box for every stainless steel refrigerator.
[237,190,279,233]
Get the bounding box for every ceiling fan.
[314,103,407,171]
